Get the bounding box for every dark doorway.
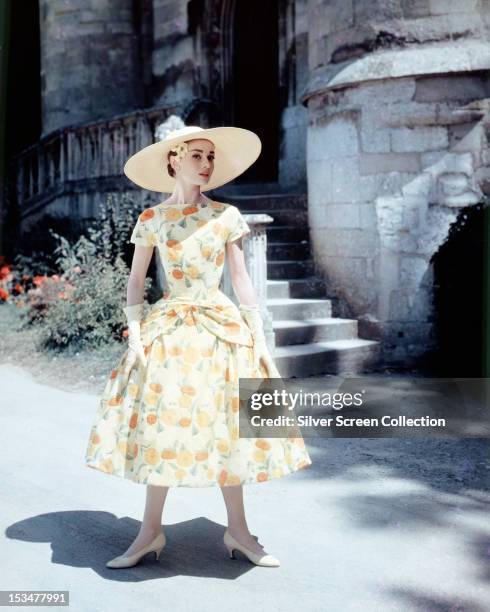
[5,0,41,158]
[430,202,489,376]
[1,0,41,258]
[230,0,279,183]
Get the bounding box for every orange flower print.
[145,447,159,465]
[183,206,199,215]
[139,209,155,222]
[101,458,114,473]
[166,239,182,249]
[165,208,181,221]
[224,321,240,335]
[218,469,228,486]
[176,449,194,467]
[255,439,271,451]
[172,269,184,279]
[129,413,139,429]
[215,251,224,266]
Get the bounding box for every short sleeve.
[226,205,251,244]
[130,209,156,247]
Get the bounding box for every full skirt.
[84,319,312,487]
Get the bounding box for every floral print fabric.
[84,200,312,487]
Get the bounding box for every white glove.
[122,303,148,374]
[239,304,278,376]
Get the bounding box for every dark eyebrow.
[190,148,215,154]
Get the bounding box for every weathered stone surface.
[323,204,361,228]
[391,126,449,152]
[39,0,141,133]
[360,153,421,174]
[414,74,490,103]
[309,113,360,158]
[430,0,479,16]
[331,156,361,202]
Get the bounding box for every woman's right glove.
[122,302,148,374]
[239,304,278,377]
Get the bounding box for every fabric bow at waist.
[139,296,254,347]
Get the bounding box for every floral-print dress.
[84,200,312,487]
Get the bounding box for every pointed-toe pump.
[223,530,280,567]
[106,532,166,569]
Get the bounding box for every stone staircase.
[219,192,381,377]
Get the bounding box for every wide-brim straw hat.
[123,125,262,192]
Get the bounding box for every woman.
[84,125,312,569]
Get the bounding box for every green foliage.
[14,191,154,352]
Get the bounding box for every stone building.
[8,0,490,375]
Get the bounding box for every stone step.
[216,189,382,376]
[267,297,332,319]
[267,278,327,299]
[266,225,309,241]
[268,259,315,279]
[273,317,359,346]
[214,182,286,197]
[243,207,308,226]
[219,193,307,211]
[273,339,381,377]
[267,241,310,260]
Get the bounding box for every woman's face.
[173,138,215,186]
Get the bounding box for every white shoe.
[223,530,280,567]
[106,532,166,569]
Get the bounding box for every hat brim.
[123,126,262,192]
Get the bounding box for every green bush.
[14,192,154,352]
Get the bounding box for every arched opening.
[227,0,280,184]
[430,202,490,376]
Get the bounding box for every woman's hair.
[167,150,178,177]
[167,140,190,177]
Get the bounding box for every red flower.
[33,275,47,286]
[0,288,9,301]
[0,265,10,279]
[122,328,129,338]
[14,283,24,293]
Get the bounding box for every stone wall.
[152,0,199,106]
[303,0,490,365]
[278,0,309,190]
[39,0,143,134]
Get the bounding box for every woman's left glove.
[239,304,279,377]
[122,302,148,374]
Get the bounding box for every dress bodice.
[129,200,253,347]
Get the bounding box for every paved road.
[1,363,489,612]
